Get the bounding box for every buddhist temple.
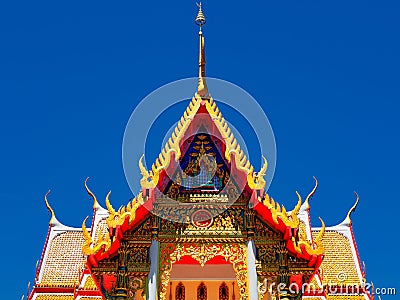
[27,4,373,300]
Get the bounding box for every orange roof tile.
[312,230,360,286]
[38,231,85,287]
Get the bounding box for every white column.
[147,240,159,300]
[247,240,259,300]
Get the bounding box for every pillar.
[247,240,259,300]
[147,240,159,300]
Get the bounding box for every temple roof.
[311,193,365,287]
[300,192,372,300]
[81,8,285,261]
[29,188,104,300]
[34,192,86,289]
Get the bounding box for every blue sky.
[1,0,399,298]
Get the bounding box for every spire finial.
[44,190,55,225]
[195,3,206,28]
[195,3,208,98]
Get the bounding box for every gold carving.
[257,192,326,256]
[139,154,160,189]
[141,79,263,185]
[205,98,252,171]
[106,191,142,228]
[293,217,325,255]
[80,190,145,255]
[260,192,302,228]
[247,156,268,190]
[159,243,249,300]
[148,95,203,174]
[184,214,240,235]
[144,92,260,187]
[82,216,111,255]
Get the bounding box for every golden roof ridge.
[137,93,268,192]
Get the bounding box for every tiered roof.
[297,190,371,300]
[28,186,104,300]
[28,180,371,300]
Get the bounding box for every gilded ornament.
[204,98,256,178]
[248,156,268,190]
[139,155,160,189]
[293,217,325,255]
[183,213,240,236]
[84,177,98,208]
[82,216,112,255]
[159,243,249,300]
[44,190,55,225]
[260,192,302,228]
[105,191,142,228]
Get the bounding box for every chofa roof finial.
[300,176,318,212]
[44,190,55,225]
[345,191,359,225]
[84,177,98,209]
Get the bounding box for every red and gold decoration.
[159,243,249,300]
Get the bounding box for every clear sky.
[1,0,399,298]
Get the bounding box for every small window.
[175,282,185,300]
[197,282,207,300]
[219,282,229,300]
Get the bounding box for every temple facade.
[27,5,372,300]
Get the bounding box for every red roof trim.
[87,200,152,267]
[252,198,323,270]
[29,287,74,294]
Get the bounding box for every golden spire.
[195,2,208,98]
